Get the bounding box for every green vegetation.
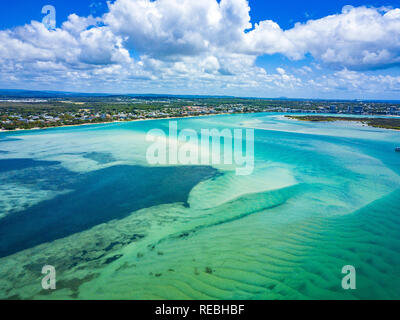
[1,95,399,131]
[287,115,400,130]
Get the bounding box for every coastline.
[0,113,233,133]
[3,112,400,134]
[285,115,400,131]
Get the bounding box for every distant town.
[1,93,400,131]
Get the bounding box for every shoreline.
[0,113,233,133]
[2,112,400,134]
[285,115,400,131]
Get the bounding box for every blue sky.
[0,0,399,99]
[0,0,395,29]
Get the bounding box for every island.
[286,115,400,131]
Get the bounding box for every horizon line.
[1,88,400,103]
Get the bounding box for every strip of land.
[1,94,399,131]
[0,114,229,133]
[286,115,400,131]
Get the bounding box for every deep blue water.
[0,162,217,257]
[0,159,59,173]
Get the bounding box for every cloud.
[246,6,400,70]
[311,69,400,93]
[103,0,251,59]
[0,0,399,97]
[0,16,130,67]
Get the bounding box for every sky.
[0,0,399,99]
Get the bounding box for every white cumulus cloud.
[0,0,399,97]
[246,6,400,70]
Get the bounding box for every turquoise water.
[0,113,399,300]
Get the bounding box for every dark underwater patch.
[0,158,60,173]
[83,152,115,164]
[0,165,218,258]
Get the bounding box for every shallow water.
[0,113,399,300]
